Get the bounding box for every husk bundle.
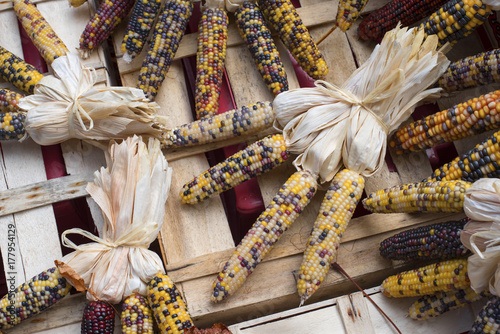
[460,179,500,296]
[273,26,450,183]
[19,54,166,146]
[61,136,172,304]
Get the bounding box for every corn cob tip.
[77,47,92,60]
[123,52,134,64]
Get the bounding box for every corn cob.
[382,258,469,297]
[258,0,328,80]
[0,109,27,141]
[194,5,228,119]
[121,294,154,334]
[363,180,470,213]
[181,134,289,204]
[212,170,317,302]
[137,0,193,101]
[419,0,492,47]
[425,130,500,182]
[0,267,71,330]
[0,89,23,113]
[0,46,44,94]
[438,49,500,93]
[357,0,449,41]
[81,301,115,334]
[379,219,471,261]
[470,295,500,334]
[68,0,87,7]
[409,287,487,320]
[235,1,288,96]
[297,169,365,303]
[390,91,500,154]
[163,101,274,148]
[147,273,193,333]
[121,0,163,62]
[79,0,135,59]
[336,0,370,32]
[13,0,68,65]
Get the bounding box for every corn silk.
[273,25,450,182]
[60,136,172,304]
[461,178,500,297]
[18,54,166,146]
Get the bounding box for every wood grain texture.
[337,292,375,334]
[0,173,93,217]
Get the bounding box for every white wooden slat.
[337,292,375,334]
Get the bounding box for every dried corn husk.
[273,25,449,182]
[460,178,500,296]
[60,136,172,304]
[19,54,165,146]
[484,0,500,10]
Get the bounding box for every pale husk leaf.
[483,0,500,10]
[274,26,449,182]
[61,136,172,303]
[461,178,500,296]
[19,54,166,146]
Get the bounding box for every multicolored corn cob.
[362,180,470,213]
[79,0,135,59]
[235,1,288,96]
[81,301,115,334]
[470,295,500,333]
[419,0,492,47]
[0,267,71,330]
[336,0,370,32]
[13,0,68,65]
[425,130,500,182]
[409,287,487,320]
[0,46,43,94]
[297,169,365,303]
[212,170,317,302]
[0,109,27,141]
[0,89,23,113]
[390,91,500,154]
[181,134,289,204]
[194,5,228,119]
[258,0,328,80]
[357,0,449,41]
[382,258,470,297]
[147,273,193,333]
[68,0,87,7]
[121,294,154,334]
[162,101,274,148]
[438,49,500,92]
[121,0,163,62]
[137,0,193,100]
[379,219,470,262]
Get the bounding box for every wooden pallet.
[0,0,495,331]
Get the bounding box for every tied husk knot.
[460,179,500,296]
[19,54,166,146]
[273,25,450,183]
[61,136,172,303]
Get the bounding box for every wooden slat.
[337,292,375,334]
[0,173,92,217]
[228,288,486,333]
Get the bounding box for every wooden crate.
[0,0,113,332]
[108,0,493,329]
[0,0,496,331]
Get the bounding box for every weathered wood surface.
[228,288,487,333]
[337,292,375,334]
